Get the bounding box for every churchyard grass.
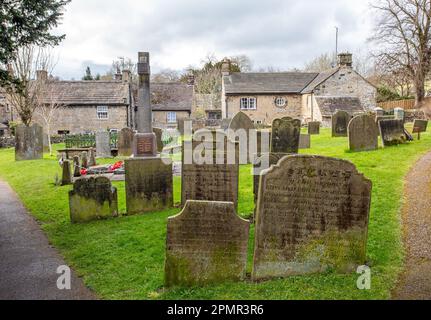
[0,125,430,299]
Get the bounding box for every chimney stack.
[187,73,195,86]
[338,53,353,68]
[36,70,48,82]
[221,58,231,76]
[122,70,131,83]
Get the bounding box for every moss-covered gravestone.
[252,155,371,281]
[348,114,379,152]
[15,123,43,161]
[125,158,173,215]
[308,121,320,135]
[379,119,408,147]
[271,117,301,153]
[61,160,72,186]
[332,111,351,137]
[165,200,250,287]
[69,176,118,223]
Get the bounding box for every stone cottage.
[221,53,376,126]
[0,90,12,136]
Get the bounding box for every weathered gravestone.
[118,128,134,157]
[252,155,371,281]
[181,134,239,209]
[308,122,320,135]
[15,123,43,161]
[299,134,311,149]
[379,119,408,147]
[125,158,173,215]
[165,200,250,287]
[69,176,118,223]
[73,155,81,178]
[81,151,88,169]
[61,160,72,186]
[96,131,111,158]
[271,118,301,153]
[332,111,351,137]
[348,114,379,152]
[227,112,255,164]
[412,119,428,140]
[88,148,96,167]
[153,127,164,153]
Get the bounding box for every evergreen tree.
[82,67,94,81]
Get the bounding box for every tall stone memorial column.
[125,52,173,215]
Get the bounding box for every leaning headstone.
[15,123,43,161]
[81,151,89,169]
[332,111,351,137]
[73,155,81,178]
[412,119,428,140]
[165,200,250,287]
[69,176,118,223]
[379,119,408,147]
[308,122,320,135]
[348,114,379,152]
[118,128,134,157]
[252,155,371,281]
[125,158,173,215]
[61,160,72,186]
[96,131,111,158]
[299,134,311,149]
[271,118,301,153]
[88,148,96,167]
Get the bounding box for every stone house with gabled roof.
[221,53,377,126]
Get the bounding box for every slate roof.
[150,83,193,112]
[315,96,364,117]
[301,67,340,93]
[38,81,130,106]
[223,72,319,94]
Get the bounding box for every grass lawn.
[0,125,430,300]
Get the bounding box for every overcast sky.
[52,0,375,80]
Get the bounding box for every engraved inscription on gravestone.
[252,155,371,281]
[133,133,157,157]
[165,200,250,287]
[271,118,301,153]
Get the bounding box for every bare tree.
[304,53,333,72]
[370,0,431,106]
[152,69,180,83]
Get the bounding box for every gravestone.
[379,119,408,147]
[125,158,173,215]
[332,111,351,137]
[61,160,72,186]
[299,134,311,149]
[153,127,164,153]
[177,118,186,136]
[88,148,96,167]
[257,130,271,156]
[348,114,379,152]
[308,122,320,135]
[132,133,158,158]
[271,118,301,153]
[43,133,50,153]
[118,128,134,157]
[96,131,111,158]
[394,108,405,121]
[252,155,371,280]
[228,112,255,164]
[73,155,81,177]
[165,200,250,287]
[81,151,89,169]
[15,123,43,161]
[69,176,118,223]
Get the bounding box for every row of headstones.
[165,154,372,286]
[61,149,96,185]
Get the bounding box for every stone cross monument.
[133,52,157,157]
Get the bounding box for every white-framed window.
[167,112,177,123]
[240,97,257,110]
[275,97,287,108]
[97,106,109,120]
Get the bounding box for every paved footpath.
[393,151,431,300]
[0,180,95,300]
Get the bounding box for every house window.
[275,97,287,108]
[167,112,177,123]
[97,106,108,120]
[240,97,257,110]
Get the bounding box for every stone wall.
[225,94,303,125]
[313,67,377,111]
[32,105,128,134]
